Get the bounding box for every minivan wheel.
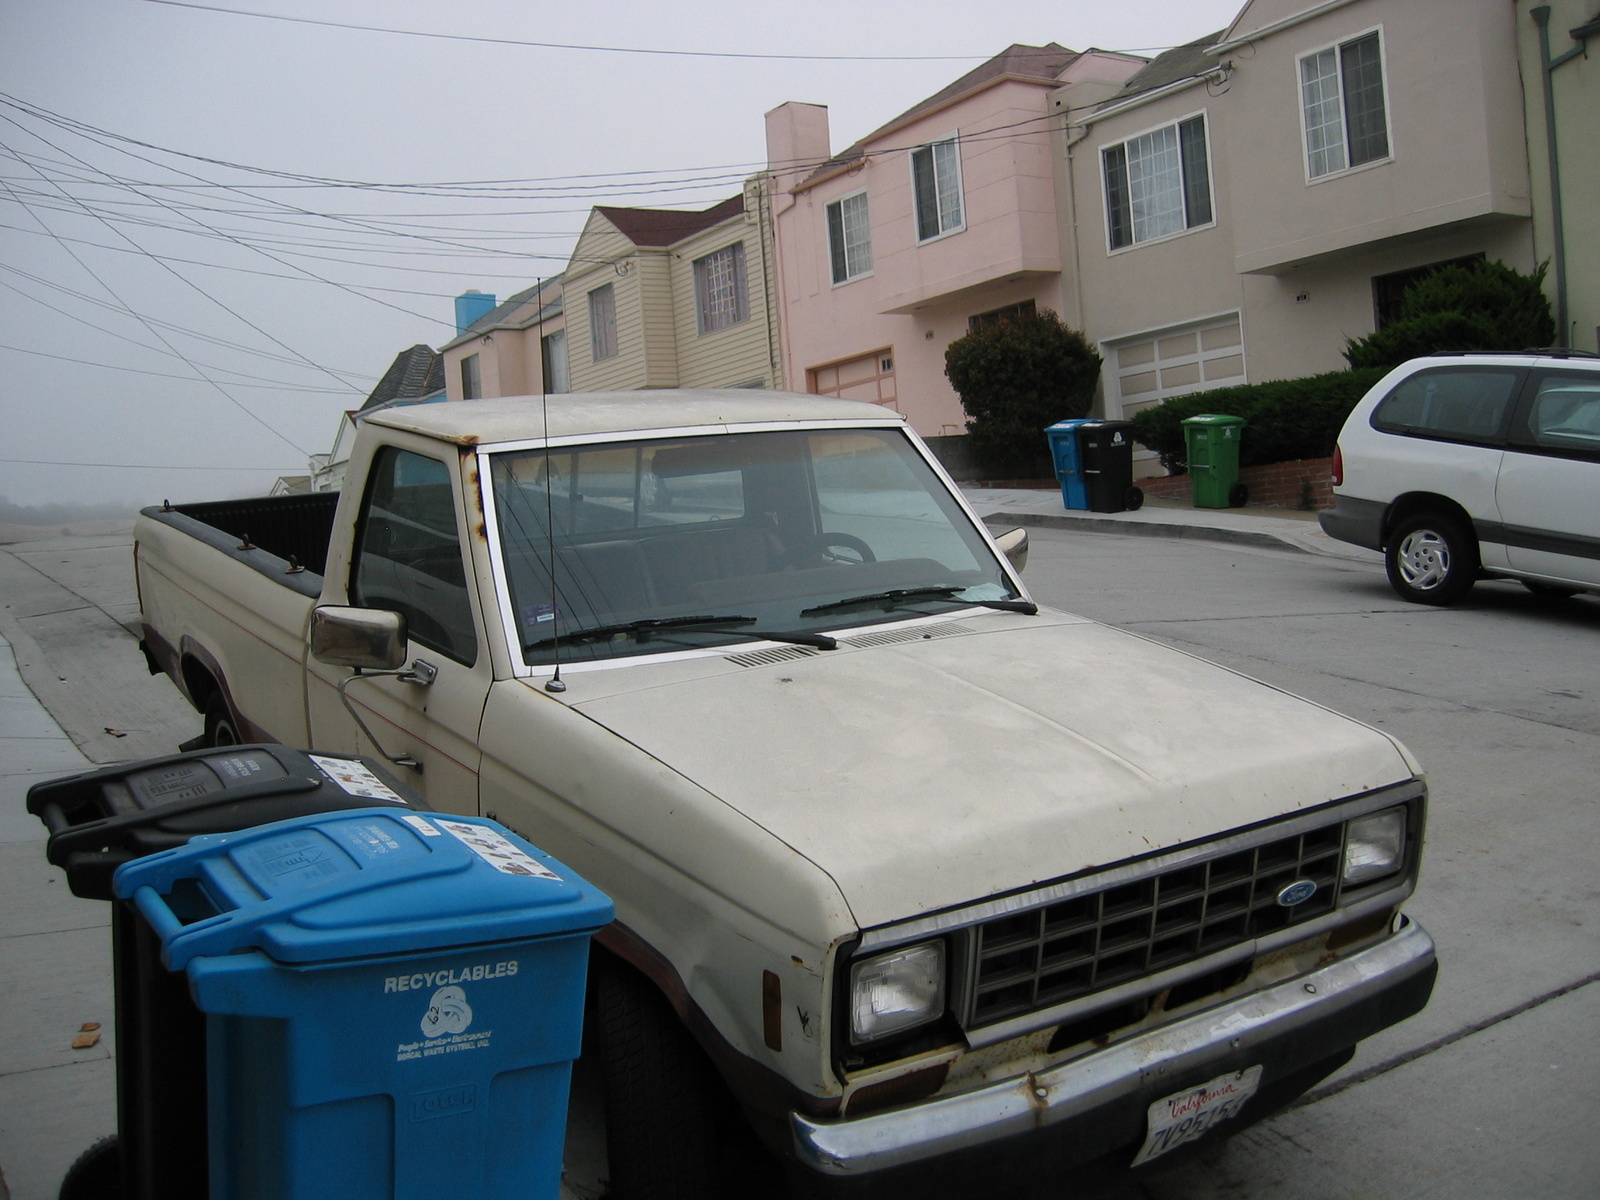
[1385,514,1477,605]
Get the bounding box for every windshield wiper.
[525,614,837,652]
[800,587,1037,618]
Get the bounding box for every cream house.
[1517,1,1599,353]
[439,279,567,401]
[1053,0,1538,472]
[562,191,781,393]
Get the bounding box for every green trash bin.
[1182,414,1249,508]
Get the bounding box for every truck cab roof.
[362,389,901,446]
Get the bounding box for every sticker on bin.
[308,754,403,802]
[400,814,442,837]
[1131,1065,1261,1166]
[434,819,560,879]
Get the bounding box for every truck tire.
[593,957,723,1200]
[59,1135,120,1200]
[204,696,241,748]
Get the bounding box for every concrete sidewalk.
[960,485,1383,564]
[0,628,114,1200]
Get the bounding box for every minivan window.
[1372,370,1520,442]
[1521,373,1600,454]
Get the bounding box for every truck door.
[305,445,491,814]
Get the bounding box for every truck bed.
[139,492,339,599]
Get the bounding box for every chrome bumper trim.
[792,920,1434,1176]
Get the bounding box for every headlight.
[1343,807,1406,886]
[850,942,945,1043]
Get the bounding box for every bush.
[1128,368,1388,474]
[1344,260,1555,370]
[944,310,1102,477]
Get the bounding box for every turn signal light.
[1331,445,1344,487]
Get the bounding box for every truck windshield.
[490,428,1018,665]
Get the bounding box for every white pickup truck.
[135,390,1436,1197]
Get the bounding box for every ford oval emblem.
[1276,879,1318,907]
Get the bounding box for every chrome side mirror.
[311,606,407,671]
[994,527,1029,573]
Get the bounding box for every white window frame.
[825,188,874,286]
[693,241,749,335]
[588,283,618,362]
[909,132,966,244]
[1296,26,1393,184]
[1099,110,1215,255]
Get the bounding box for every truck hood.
[562,613,1414,931]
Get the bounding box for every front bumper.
[792,918,1435,1183]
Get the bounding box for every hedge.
[1128,367,1389,474]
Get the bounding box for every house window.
[540,329,568,393]
[1102,115,1212,251]
[911,137,964,242]
[969,300,1037,331]
[694,242,749,334]
[460,353,481,400]
[1299,31,1389,179]
[588,284,617,361]
[826,191,873,284]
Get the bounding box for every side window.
[352,447,478,665]
[1371,370,1521,443]
[1520,373,1600,456]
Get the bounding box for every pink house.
[766,45,1144,438]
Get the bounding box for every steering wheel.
[799,532,876,565]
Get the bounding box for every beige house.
[562,191,781,393]
[440,279,567,401]
[1517,1,1599,353]
[1052,0,1538,472]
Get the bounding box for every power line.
[0,341,356,393]
[140,0,996,62]
[2,457,301,471]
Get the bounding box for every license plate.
[1130,1065,1263,1167]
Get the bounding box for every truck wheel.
[593,957,723,1200]
[59,1135,120,1200]
[1385,513,1477,606]
[203,696,241,747]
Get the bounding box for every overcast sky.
[0,0,1244,510]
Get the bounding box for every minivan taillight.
[1331,445,1344,488]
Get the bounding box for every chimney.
[454,289,497,334]
[765,102,831,195]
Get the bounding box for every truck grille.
[969,821,1344,1027]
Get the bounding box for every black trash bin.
[1078,420,1144,513]
[28,745,422,1200]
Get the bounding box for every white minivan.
[1321,352,1600,604]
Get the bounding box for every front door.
[305,444,492,814]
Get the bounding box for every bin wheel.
[593,957,724,1200]
[59,1135,120,1200]
[1228,482,1249,508]
[203,696,240,748]
[1124,486,1144,512]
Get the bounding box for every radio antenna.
[536,276,566,693]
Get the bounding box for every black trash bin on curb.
[28,745,422,1200]
[1077,420,1144,513]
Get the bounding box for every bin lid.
[113,810,613,970]
[29,746,423,900]
[1044,418,1101,432]
[1180,413,1246,427]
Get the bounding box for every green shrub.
[944,310,1101,476]
[1344,260,1555,370]
[1129,367,1388,474]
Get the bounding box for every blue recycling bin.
[114,808,613,1200]
[1044,418,1101,510]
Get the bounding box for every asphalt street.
[1,521,1595,1199]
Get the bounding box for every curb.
[979,511,1312,555]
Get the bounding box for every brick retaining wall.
[1137,457,1336,511]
